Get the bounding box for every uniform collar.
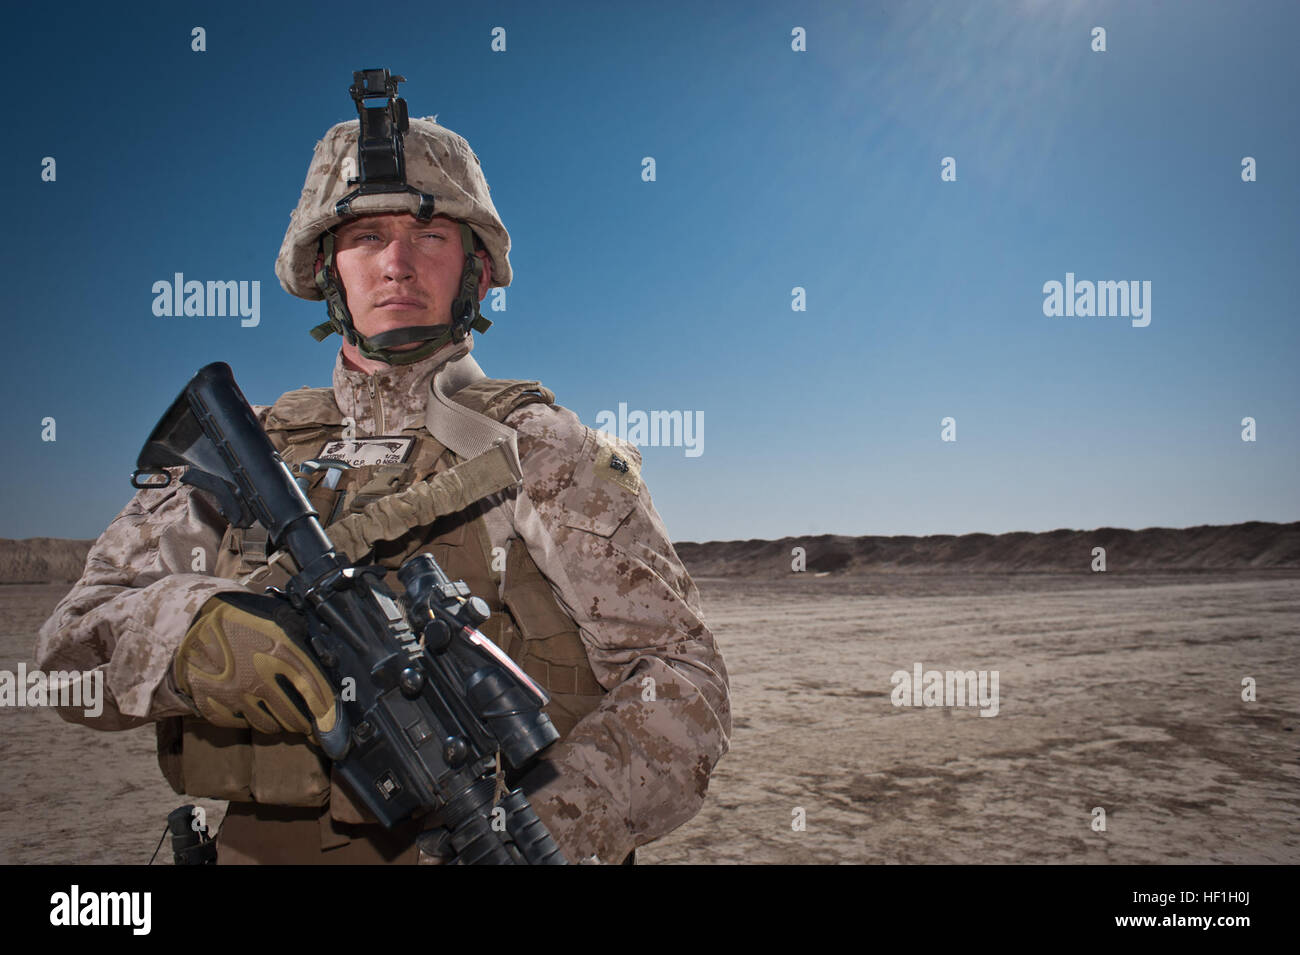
[332,334,475,436]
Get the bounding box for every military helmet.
[274,70,511,365]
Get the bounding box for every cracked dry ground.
[2,572,1297,864]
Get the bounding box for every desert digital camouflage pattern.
[35,337,732,864]
[275,118,512,300]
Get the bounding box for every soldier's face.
[331,212,491,355]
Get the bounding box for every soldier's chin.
[356,321,472,365]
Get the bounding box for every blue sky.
[3,0,1296,543]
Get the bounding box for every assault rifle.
[131,362,566,865]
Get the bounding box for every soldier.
[34,71,731,864]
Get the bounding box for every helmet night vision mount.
[310,68,493,367]
[335,69,435,220]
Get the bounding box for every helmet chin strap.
[310,221,493,367]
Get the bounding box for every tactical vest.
[156,377,605,824]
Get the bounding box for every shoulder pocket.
[557,429,641,538]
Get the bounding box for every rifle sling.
[327,440,522,563]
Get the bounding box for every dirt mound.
[673,521,1300,578]
[6,520,1298,585]
[0,539,94,584]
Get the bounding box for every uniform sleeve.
[33,412,270,730]
[506,403,732,863]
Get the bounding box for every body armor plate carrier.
[155,377,605,824]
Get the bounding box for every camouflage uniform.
[34,333,731,863]
[38,88,730,863]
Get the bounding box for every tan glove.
[174,592,338,739]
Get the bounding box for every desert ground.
[2,568,1296,864]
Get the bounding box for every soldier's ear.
[476,250,493,301]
